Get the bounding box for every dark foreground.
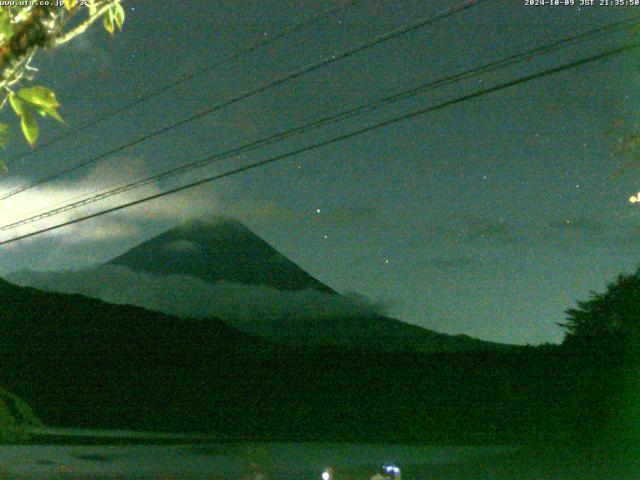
[0,442,639,480]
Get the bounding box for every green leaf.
[9,94,26,117]
[0,9,12,40]
[18,86,59,110]
[113,2,125,31]
[17,86,64,125]
[103,12,114,34]
[0,159,7,175]
[10,5,33,24]
[20,110,39,147]
[39,105,64,124]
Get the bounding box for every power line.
[2,18,636,230]
[2,16,636,232]
[0,0,489,202]
[1,40,636,246]
[3,0,360,169]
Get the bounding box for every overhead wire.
[1,39,637,246]
[1,15,637,232]
[3,0,360,168]
[0,0,489,202]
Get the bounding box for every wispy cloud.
[546,217,607,236]
[425,255,481,271]
[0,155,223,246]
[464,217,519,244]
[8,265,389,323]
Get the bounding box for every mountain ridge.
[0,275,609,444]
[107,215,336,294]
[98,215,507,353]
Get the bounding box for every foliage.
[560,266,640,349]
[606,120,640,183]
[0,386,42,442]
[0,1,125,164]
[560,268,640,447]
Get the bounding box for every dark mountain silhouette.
[107,216,336,293]
[227,312,505,353]
[0,277,271,433]
[0,277,625,446]
[101,216,504,354]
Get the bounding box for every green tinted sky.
[0,0,639,344]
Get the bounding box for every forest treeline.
[1,267,640,447]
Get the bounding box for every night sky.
[0,0,638,345]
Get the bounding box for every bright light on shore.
[384,465,401,475]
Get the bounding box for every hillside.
[0,277,622,445]
[94,216,504,353]
[0,277,269,432]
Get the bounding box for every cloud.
[594,224,640,246]
[437,215,621,247]
[547,217,607,236]
[0,155,224,250]
[218,200,386,230]
[425,255,481,271]
[539,216,640,247]
[58,28,111,68]
[7,265,389,324]
[78,155,157,188]
[458,216,520,244]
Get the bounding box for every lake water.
[0,439,635,479]
[0,441,517,479]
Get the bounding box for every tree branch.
[0,6,56,84]
[54,1,117,46]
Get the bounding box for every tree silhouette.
[556,267,640,448]
[560,266,640,350]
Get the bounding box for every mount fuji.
[11,216,505,353]
[106,216,505,352]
